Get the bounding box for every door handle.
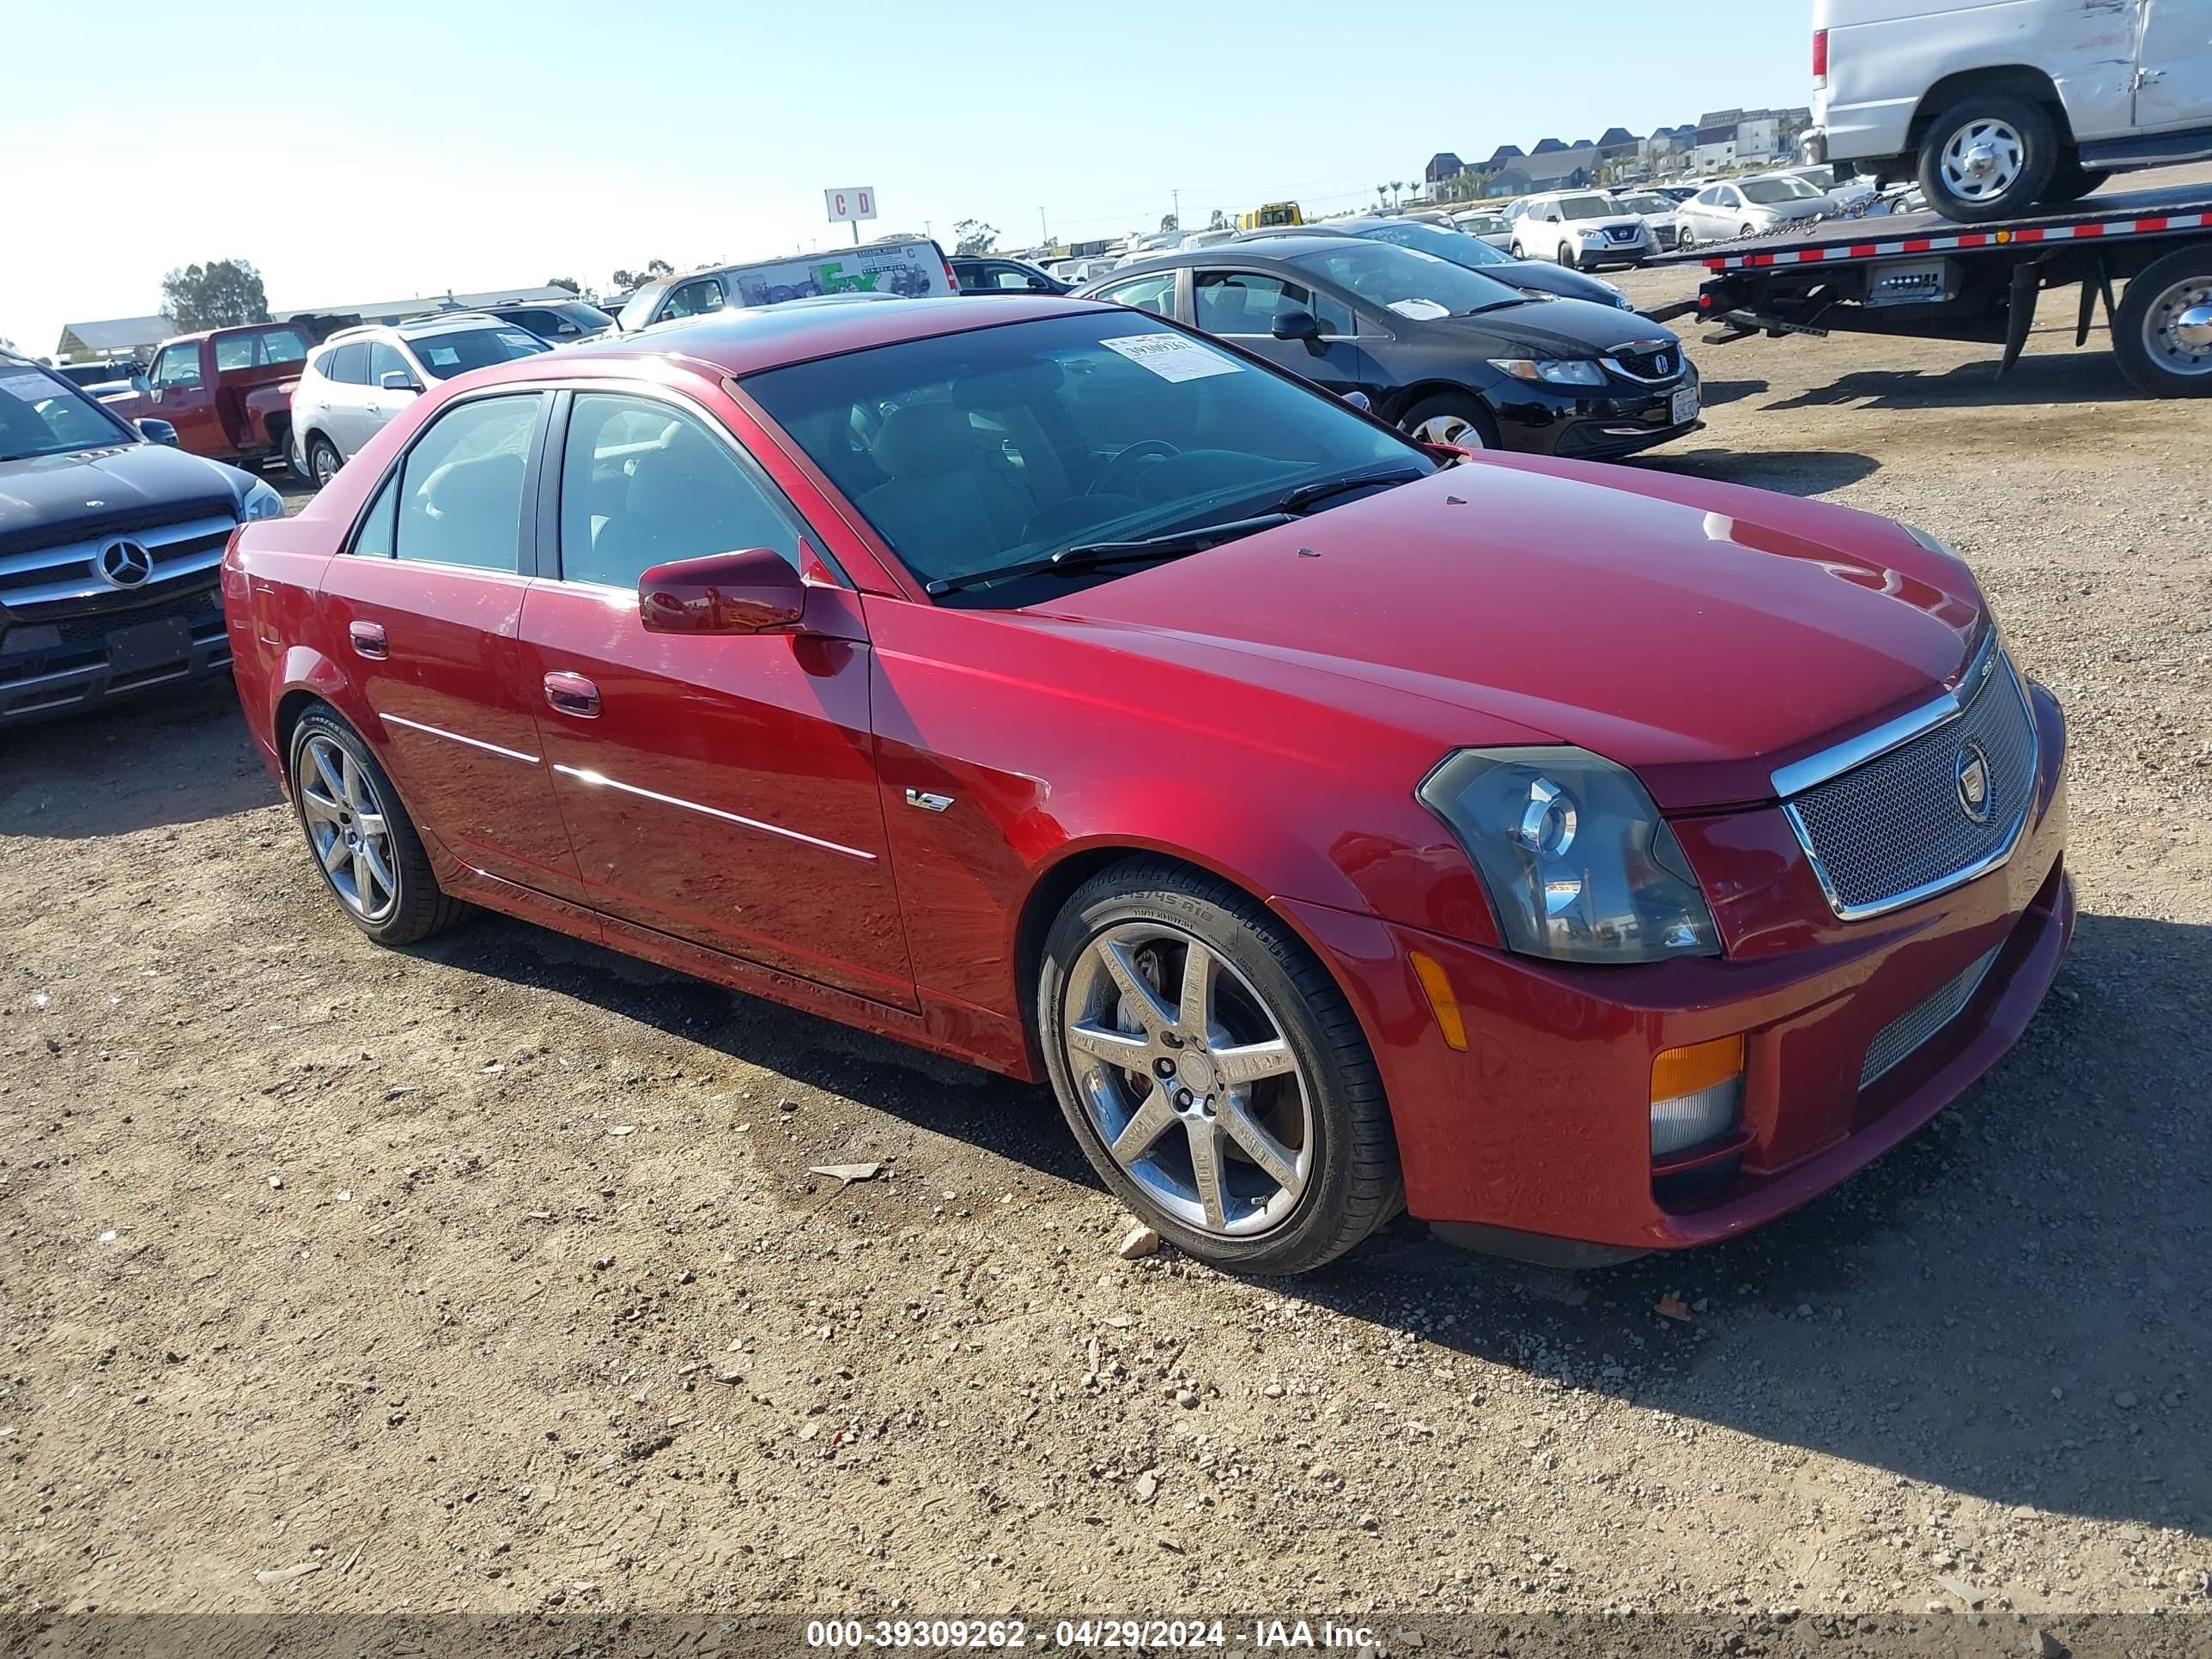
[348,619,388,659]
[544,671,602,719]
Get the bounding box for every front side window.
[1093,272,1176,317]
[1194,271,1351,337]
[662,278,726,321]
[150,344,201,390]
[405,327,547,381]
[367,342,413,388]
[558,393,802,589]
[392,394,543,572]
[742,310,1428,605]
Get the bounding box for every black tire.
[1398,392,1500,453]
[1556,241,1577,268]
[307,434,343,489]
[1676,225,1698,252]
[1915,93,2059,223]
[1036,858,1401,1275]
[2045,156,2112,207]
[1508,241,1525,259]
[288,707,466,945]
[2111,246,2212,399]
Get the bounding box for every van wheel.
[307,435,343,489]
[2112,246,2212,398]
[1036,859,1401,1276]
[1916,94,2058,222]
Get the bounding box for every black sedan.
[951,256,1072,295]
[1075,236,1699,458]
[1246,218,1638,313]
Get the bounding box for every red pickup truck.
[102,322,313,471]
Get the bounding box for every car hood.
[1419,295,1672,354]
[0,442,246,559]
[1026,461,1984,811]
[1572,215,1649,234]
[1753,197,1834,223]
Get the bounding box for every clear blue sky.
[1,0,1808,356]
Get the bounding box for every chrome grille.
[0,513,235,616]
[1785,644,2037,919]
[1607,343,1681,382]
[1860,943,2001,1088]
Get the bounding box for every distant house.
[53,314,177,363]
[1425,153,1465,186]
[1484,143,1525,169]
[1492,143,1601,196]
[1595,126,1640,161]
[271,284,580,340]
[1530,137,1567,155]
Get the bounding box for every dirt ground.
[5,199,2212,1649]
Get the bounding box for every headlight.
[1579,229,1609,243]
[1419,746,1721,964]
[241,479,287,521]
[1490,357,1607,386]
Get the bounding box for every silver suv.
[289,313,546,485]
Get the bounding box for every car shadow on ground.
[1692,376,1769,410]
[422,903,2209,1539]
[0,681,278,838]
[1629,445,1881,498]
[1764,349,2139,411]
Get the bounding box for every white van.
[1807,0,2212,221]
[614,239,959,331]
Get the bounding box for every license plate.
[106,615,193,675]
[1670,386,1699,425]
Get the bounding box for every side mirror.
[379,371,422,392]
[1340,390,1373,414]
[638,547,805,635]
[136,418,179,447]
[1271,308,1322,343]
[131,374,151,394]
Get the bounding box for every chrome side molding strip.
[552,764,878,861]
[382,712,540,765]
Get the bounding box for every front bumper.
[0,582,233,723]
[1279,680,2071,1258]
[1490,366,1703,460]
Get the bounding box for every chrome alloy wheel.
[1060,923,1315,1237]
[298,732,399,922]
[1412,412,1486,448]
[2144,280,2212,379]
[1941,118,2026,204]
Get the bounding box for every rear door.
[315,389,588,902]
[322,343,374,459]
[515,387,915,1007]
[146,343,219,454]
[2136,0,2212,131]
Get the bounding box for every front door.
[1190,269,1373,398]
[516,389,915,1008]
[315,389,587,902]
[2136,0,2212,131]
[145,343,219,456]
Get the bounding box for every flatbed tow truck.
[1646,179,2212,398]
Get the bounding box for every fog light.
[1650,1035,1745,1158]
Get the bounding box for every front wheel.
[2112,247,2212,398]
[1556,241,1578,268]
[1916,93,2059,222]
[1399,392,1498,453]
[1037,859,1401,1275]
[288,708,466,945]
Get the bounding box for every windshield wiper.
[923,512,1296,597]
[1273,466,1427,514]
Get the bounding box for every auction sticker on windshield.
[1101,334,1243,384]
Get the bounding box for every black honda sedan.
[1074,236,1699,458]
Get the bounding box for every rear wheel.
[307,434,343,489]
[2112,246,2212,398]
[1399,392,1498,452]
[288,708,465,945]
[1037,860,1401,1275]
[1915,93,2059,222]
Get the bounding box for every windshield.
[617,285,669,331]
[1283,240,1522,319]
[1615,193,1674,215]
[742,311,1431,605]
[404,326,549,380]
[1557,196,1617,221]
[1357,220,1516,272]
[0,365,132,461]
[1741,176,1824,204]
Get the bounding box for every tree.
[1207,208,1228,230]
[951,219,999,257]
[1159,213,1178,233]
[1391,179,1406,206]
[160,258,270,331]
[545,276,580,293]
[1376,183,1389,207]
[611,258,673,289]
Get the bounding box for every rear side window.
[330,343,370,386]
[393,394,543,572]
[352,474,399,558]
[215,335,255,372]
[558,393,802,588]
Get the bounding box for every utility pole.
[1039,206,1049,246]
[1172,187,1181,228]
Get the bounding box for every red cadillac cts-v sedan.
[222,296,2072,1274]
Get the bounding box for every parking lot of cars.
[6,231,2209,1622]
